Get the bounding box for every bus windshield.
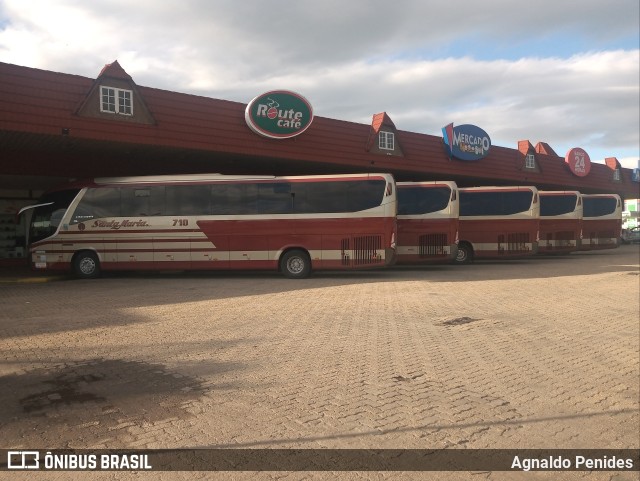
[540,194,579,217]
[583,197,618,217]
[29,189,81,243]
[397,186,452,215]
[459,190,534,216]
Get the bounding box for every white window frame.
[525,153,536,169]
[100,86,133,116]
[613,169,621,181]
[379,131,395,151]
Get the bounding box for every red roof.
[518,140,533,156]
[98,60,132,80]
[605,157,620,170]
[0,61,637,197]
[535,142,558,157]
[371,112,396,131]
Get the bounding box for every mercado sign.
[442,123,491,161]
[245,90,314,139]
[564,147,592,177]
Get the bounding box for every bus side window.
[71,188,121,223]
[166,185,211,216]
[211,184,258,215]
[258,183,292,214]
[121,186,165,216]
[294,182,347,214]
[505,191,534,215]
[346,180,386,212]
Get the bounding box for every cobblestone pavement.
[1,246,638,481]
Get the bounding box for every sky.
[1,0,639,169]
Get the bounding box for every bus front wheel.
[453,243,473,264]
[280,249,311,279]
[72,251,101,279]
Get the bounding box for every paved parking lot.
[0,246,639,480]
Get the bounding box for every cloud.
[0,0,638,163]
[208,52,639,161]
[618,157,639,170]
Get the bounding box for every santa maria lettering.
[91,220,150,229]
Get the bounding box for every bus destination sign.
[245,90,314,139]
[564,147,592,177]
[442,123,492,161]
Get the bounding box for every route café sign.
[442,123,492,161]
[564,147,592,177]
[245,90,314,139]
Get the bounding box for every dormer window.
[366,112,403,157]
[379,131,395,150]
[613,169,621,181]
[525,153,536,169]
[100,86,133,115]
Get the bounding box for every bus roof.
[459,185,538,192]
[581,193,622,199]
[539,190,582,196]
[94,173,395,185]
[397,181,458,188]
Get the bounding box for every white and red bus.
[538,191,583,254]
[580,193,622,250]
[21,173,397,279]
[455,186,539,264]
[396,181,459,264]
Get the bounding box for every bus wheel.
[280,249,311,279]
[454,243,473,264]
[73,251,101,279]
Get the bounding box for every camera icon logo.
[7,451,40,469]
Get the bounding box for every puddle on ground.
[441,316,481,326]
[392,374,425,382]
[1,358,209,422]
[0,357,250,447]
[20,373,106,413]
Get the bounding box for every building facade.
[1,60,639,260]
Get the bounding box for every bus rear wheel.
[73,251,101,279]
[453,242,473,264]
[280,249,311,279]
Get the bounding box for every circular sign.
[565,147,592,177]
[245,90,314,139]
